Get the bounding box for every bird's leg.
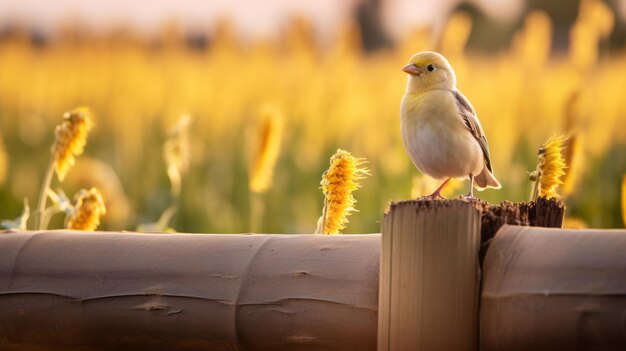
[424,178,451,199]
[463,174,477,200]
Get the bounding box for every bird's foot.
[460,193,478,201]
[418,191,446,200]
[417,178,450,200]
[461,175,478,201]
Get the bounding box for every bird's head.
[402,51,456,94]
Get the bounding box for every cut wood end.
[383,197,565,266]
[385,198,485,215]
[385,197,563,225]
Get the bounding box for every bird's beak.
[402,63,424,76]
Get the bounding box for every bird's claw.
[417,192,446,200]
[461,193,478,201]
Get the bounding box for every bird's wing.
[451,89,494,172]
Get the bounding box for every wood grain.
[0,231,380,351]
[481,226,626,351]
[379,199,481,351]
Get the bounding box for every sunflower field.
[0,0,625,233]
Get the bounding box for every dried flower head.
[52,107,93,181]
[249,105,284,193]
[530,134,568,200]
[563,89,583,132]
[569,21,598,70]
[561,132,583,197]
[514,10,552,68]
[440,11,472,57]
[568,0,612,72]
[66,188,106,231]
[579,0,614,38]
[164,114,192,196]
[315,149,369,234]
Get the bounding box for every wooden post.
[378,200,482,351]
[378,197,564,351]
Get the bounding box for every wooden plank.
[481,226,626,351]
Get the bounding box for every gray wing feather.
[451,90,494,172]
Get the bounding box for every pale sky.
[0,0,354,40]
[3,0,616,41]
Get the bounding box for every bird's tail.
[474,166,501,191]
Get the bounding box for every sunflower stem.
[35,162,55,230]
[315,197,331,234]
[530,167,541,202]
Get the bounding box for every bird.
[400,51,501,199]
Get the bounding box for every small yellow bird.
[400,51,501,198]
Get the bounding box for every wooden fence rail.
[0,232,379,350]
[1,198,625,351]
[481,226,626,351]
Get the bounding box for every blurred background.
[0,0,625,233]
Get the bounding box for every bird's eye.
[427,64,436,72]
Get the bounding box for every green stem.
[42,204,63,231]
[36,162,55,230]
[315,197,330,234]
[529,167,541,202]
